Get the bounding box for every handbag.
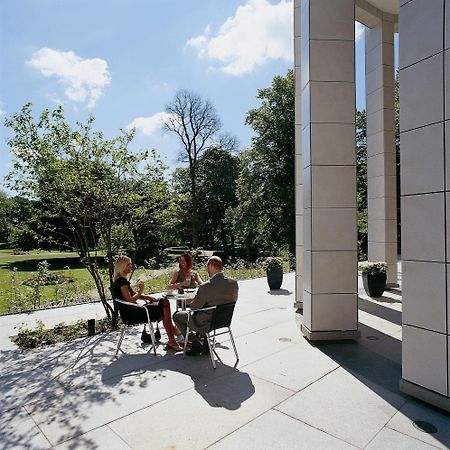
[141,324,161,343]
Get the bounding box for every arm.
[194,272,203,285]
[189,284,209,310]
[120,282,144,303]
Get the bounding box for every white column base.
[301,324,360,341]
[400,379,450,414]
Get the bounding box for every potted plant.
[359,261,387,298]
[264,256,284,290]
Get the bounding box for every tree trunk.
[190,172,199,248]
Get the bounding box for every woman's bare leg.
[162,298,178,346]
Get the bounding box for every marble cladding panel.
[399,0,444,69]
[366,86,395,116]
[368,197,397,220]
[367,108,395,136]
[368,241,397,264]
[400,53,444,132]
[400,122,444,195]
[367,175,396,200]
[309,39,354,83]
[311,166,356,208]
[309,81,355,124]
[403,260,447,333]
[401,192,445,262]
[366,130,395,157]
[368,218,397,243]
[366,42,394,75]
[310,251,357,294]
[309,0,354,41]
[366,64,395,95]
[367,152,397,178]
[309,123,355,166]
[311,207,357,251]
[402,324,448,396]
[310,293,358,331]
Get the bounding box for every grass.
[0,249,285,315]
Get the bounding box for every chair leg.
[205,332,216,369]
[115,327,126,357]
[182,326,190,359]
[146,322,157,355]
[228,328,239,367]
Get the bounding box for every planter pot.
[267,269,283,290]
[362,272,387,297]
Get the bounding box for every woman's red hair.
[179,252,193,271]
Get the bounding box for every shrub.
[358,261,387,276]
[262,256,283,272]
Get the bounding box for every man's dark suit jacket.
[189,272,238,332]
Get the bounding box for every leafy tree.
[172,147,239,249]
[356,110,368,259]
[228,70,295,260]
[5,103,169,319]
[163,90,224,248]
[0,192,14,245]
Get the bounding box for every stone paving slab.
[109,371,294,450]
[275,366,408,448]
[1,271,450,450]
[208,409,358,450]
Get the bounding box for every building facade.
[295,0,450,412]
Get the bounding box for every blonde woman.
[113,255,181,351]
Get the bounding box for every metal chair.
[182,302,239,369]
[114,299,161,357]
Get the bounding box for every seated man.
[173,256,238,355]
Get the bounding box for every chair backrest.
[114,300,148,325]
[208,303,236,332]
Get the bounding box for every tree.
[172,147,239,249]
[5,103,169,320]
[356,110,368,258]
[163,90,222,248]
[0,192,14,245]
[228,70,295,260]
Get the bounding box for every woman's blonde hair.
[113,255,131,281]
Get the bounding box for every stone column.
[365,17,398,286]
[399,0,450,412]
[294,0,303,308]
[301,0,359,341]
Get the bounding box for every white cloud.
[186,0,293,76]
[355,21,365,42]
[27,47,111,108]
[128,112,176,136]
[0,100,5,116]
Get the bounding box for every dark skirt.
[145,299,164,322]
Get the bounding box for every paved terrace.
[1,272,450,449]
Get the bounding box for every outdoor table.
[166,289,197,311]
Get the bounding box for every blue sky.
[0,0,394,194]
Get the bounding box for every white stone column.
[399,0,450,412]
[294,0,303,308]
[301,0,359,340]
[365,18,398,286]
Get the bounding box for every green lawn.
[0,250,275,315]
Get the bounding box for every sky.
[0,0,395,194]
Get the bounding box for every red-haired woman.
[167,252,203,290]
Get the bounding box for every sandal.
[164,342,182,352]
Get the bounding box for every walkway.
[1,273,449,449]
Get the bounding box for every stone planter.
[362,272,387,297]
[267,269,283,290]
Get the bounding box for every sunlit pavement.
[1,271,449,449]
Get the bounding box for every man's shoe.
[186,341,203,356]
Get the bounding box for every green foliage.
[358,261,387,276]
[356,110,368,259]
[13,317,121,350]
[227,70,295,261]
[172,147,240,248]
[4,104,175,319]
[262,256,283,272]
